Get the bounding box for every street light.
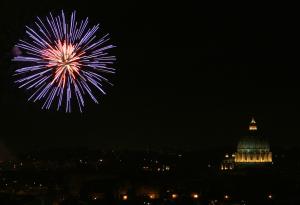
[122,195,128,200]
[192,193,199,199]
[171,194,178,199]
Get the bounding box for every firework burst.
[13,10,116,112]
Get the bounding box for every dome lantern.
[249,117,257,131]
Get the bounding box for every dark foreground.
[0,148,299,205]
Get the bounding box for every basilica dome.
[237,136,270,152]
[234,118,272,163]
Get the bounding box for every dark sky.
[0,1,299,152]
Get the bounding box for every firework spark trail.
[13,10,116,112]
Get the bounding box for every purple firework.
[12,10,116,112]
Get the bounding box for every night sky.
[0,1,299,152]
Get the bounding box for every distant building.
[220,153,235,170]
[235,118,272,164]
[221,117,272,170]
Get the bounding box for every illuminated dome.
[237,136,270,152]
[234,118,272,163]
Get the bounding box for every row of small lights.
[118,193,273,201]
[120,193,200,201]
